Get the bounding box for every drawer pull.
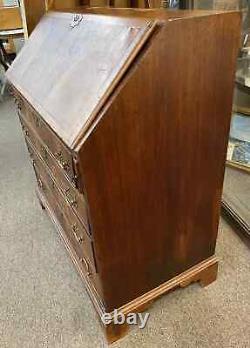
[65,188,77,207]
[80,256,91,276]
[28,146,34,157]
[72,223,84,243]
[55,151,70,171]
[21,124,29,138]
[14,97,23,111]
[37,178,44,190]
[41,145,48,162]
[72,175,77,187]
[32,159,36,168]
[34,114,42,128]
[50,178,55,189]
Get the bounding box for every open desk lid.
[7,11,156,149]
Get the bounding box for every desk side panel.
[79,12,241,311]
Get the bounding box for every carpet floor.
[0,98,249,348]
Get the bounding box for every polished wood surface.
[7,8,241,343]
[79,10,241,310]
[7,12,156,148]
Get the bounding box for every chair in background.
[0,1,24,99]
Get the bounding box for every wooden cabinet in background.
[7,8,241,343]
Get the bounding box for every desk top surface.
[7,11,156,148]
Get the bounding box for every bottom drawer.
[33,159,96,274]
[37,184,104,304]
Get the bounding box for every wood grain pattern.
[79,10,241,311]
[7,12,156,148]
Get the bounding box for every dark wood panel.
[79,12,241,310]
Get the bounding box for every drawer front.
[30,145,96,272]
[19,114,40,151]
[58,194,96,270]
[19,100,76,184]
[21,119,90,233]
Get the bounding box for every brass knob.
[55,151,69,171]
[28,147,34,157]
[65,188,77,207]
[38,178,43,189]
[14,97,22,111]
[55,151,61,158]
[80,257,91,276]
[41,145,48,161]
[72,223,83,243]
[35,115,41,128]
[62,161,69,170]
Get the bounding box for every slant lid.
[7,11,156,149]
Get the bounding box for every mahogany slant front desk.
[7,8,241,343]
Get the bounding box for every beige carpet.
[0,98,250,348]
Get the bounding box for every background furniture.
[19,0,170,39]
[223,1,250,238]
[180,0,250,240]
[222,166,250,237]
[0,1,24,98]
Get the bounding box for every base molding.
[104,256,218,343]
[37,188,218,344]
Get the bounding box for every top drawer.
[18,97,76,185]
